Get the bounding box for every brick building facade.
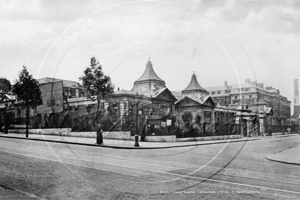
[206,79,291,126]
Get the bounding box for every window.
[217,91,221,94]
[249,95,252,98]
[204,111,211,118]
[212,92,215,95]
[235,96,237,99]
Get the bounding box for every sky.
[0,0,299,112]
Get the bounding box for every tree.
[181,111,193,135]
[79,57,114,129]
[12,66,43,137]
[80,57,114,99]
[0,77,11,95]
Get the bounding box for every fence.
[265,125,300,133]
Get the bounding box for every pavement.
[0,132,299,165]
[267,146,300,165]
[0,132,260,149]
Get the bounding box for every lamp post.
[142,115,147,142]
[134,101,140,147]
[4,106,8,134]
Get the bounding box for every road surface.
[0,135,299,199]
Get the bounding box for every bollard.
[134,135,139,147]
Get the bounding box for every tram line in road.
[0,140,299,199]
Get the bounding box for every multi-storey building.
[206,79,291,125]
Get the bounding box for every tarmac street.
[0,134,299,200]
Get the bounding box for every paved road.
[0,135,299,199]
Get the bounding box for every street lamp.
[134,101,140,147]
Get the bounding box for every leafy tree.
[0,77,11,95]
[181,111,193,134]
[12,66,43,137]
[80,57,114,99]
[181,111,193,123]
[79,57,114,130]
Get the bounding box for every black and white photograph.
[0,0,299,199]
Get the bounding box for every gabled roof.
[134,59,165,84]
[0,94,15,101]
[115,88,177,102]
[182,73,207,93]
[171,91,182,99]
[152,88,177,101]
[175,95,215,106]
[265,107,273,115]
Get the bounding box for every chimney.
[276,89,280,94]
[294,79,300,118]
[224,81,228,87]
[265,86,273,90]
[251,81,257,86]
[295,79,299,105]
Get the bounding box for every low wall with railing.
[129,135,176,142]
[102,131,131,140]
[9,125,32,129]
[7,129,245,142]
[176,135,242,142]
[7,129,132,140]
[8,128,71,135]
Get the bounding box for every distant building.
[38,77,86,99]
[0,94,15,109]
[293,79,300,120]
[34,77,86,114]
[205,79,291,126]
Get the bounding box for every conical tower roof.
[183,72,207,92]
[135,59,165,84]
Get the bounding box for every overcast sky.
[1,0,299,111]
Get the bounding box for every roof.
[38,77,83,88]
[175,95,213,106]
[206,82,282,96]
[171,91,182,99]
[114,88,177,101]
[205,83,254,92]
[115,88,161,98]
[183,73,207,92]
[0,94,16,101]
[210,93,230,97]
[134,59,165,84]
[4,94,15,100]
[253,98,268,105]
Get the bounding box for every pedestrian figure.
[268,127,272,136]
[96,124,103,144]
[141,130,145,142]
[203,121,206,136]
